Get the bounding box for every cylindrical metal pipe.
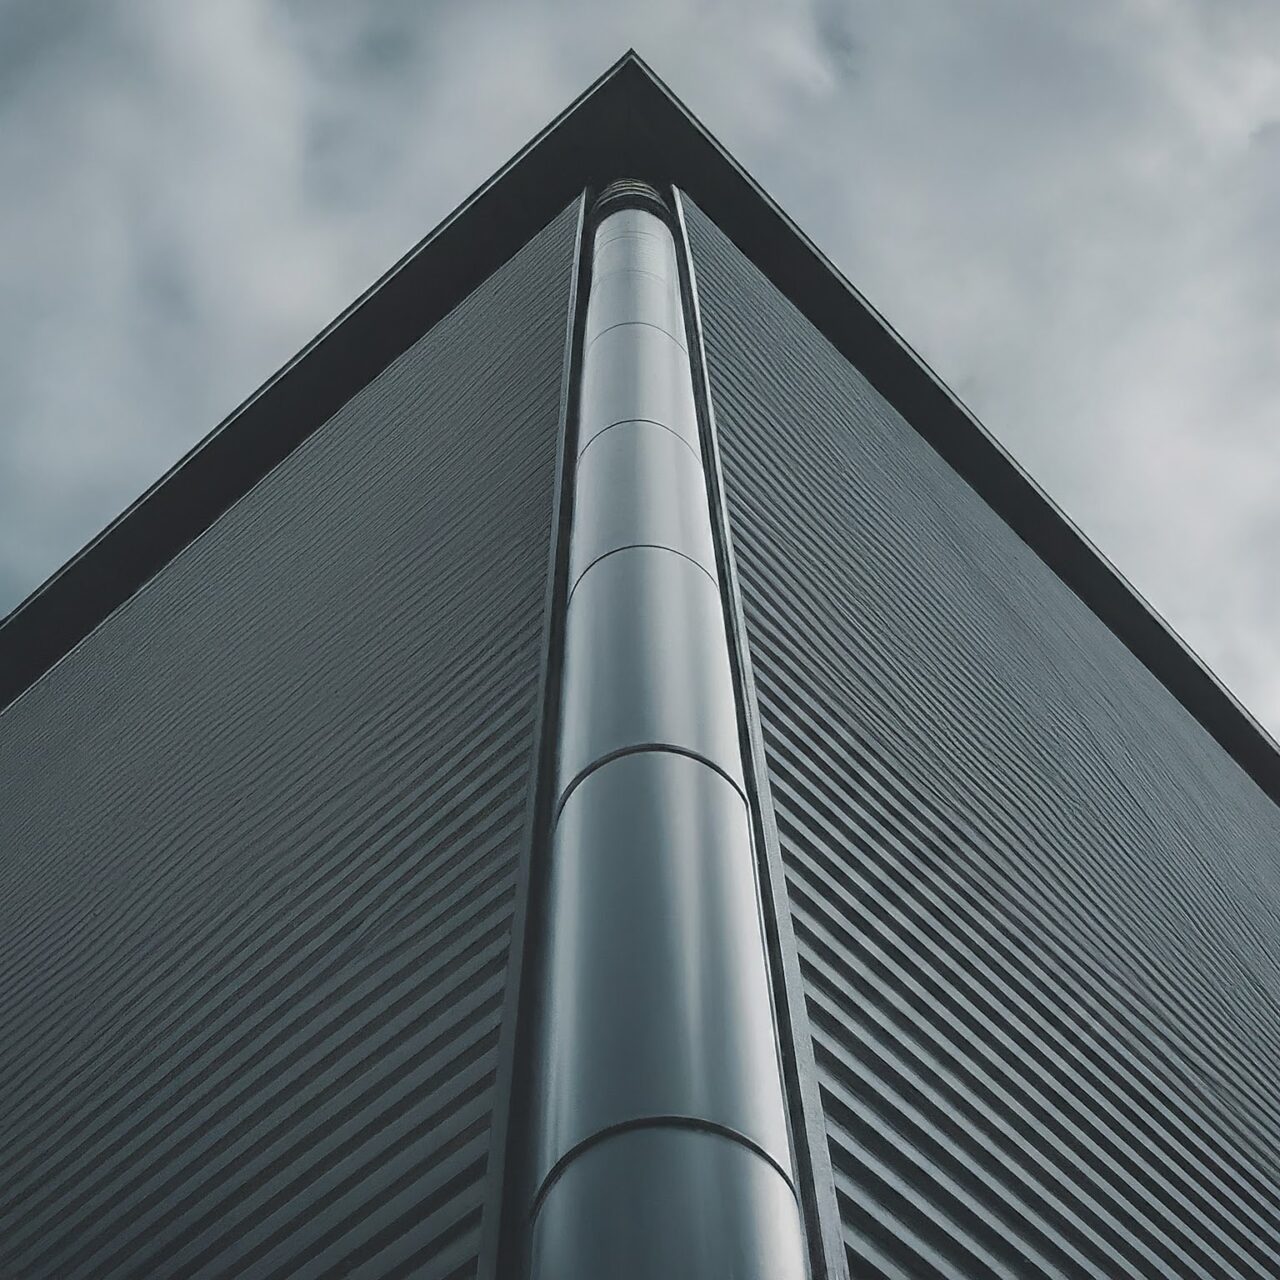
[527,185,809,1278]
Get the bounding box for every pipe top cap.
[593,179,669,223]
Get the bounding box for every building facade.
[2,55,1278,1279]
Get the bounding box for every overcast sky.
[2,0,1277,735]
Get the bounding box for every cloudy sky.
[2,0,1277,734]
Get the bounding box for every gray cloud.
[1,0,1277,735]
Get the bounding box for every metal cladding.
[0,203,580,1279]
[683,192,1280,1280]
[527,192,809,1278]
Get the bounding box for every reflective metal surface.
[534,752,791,1181]
[526,190,807,1277]
[584,264,687,348]
[557,547,743,791]
[569,421,716,587]
[576,323,701,453]
[531,1128,807,1280]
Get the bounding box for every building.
[2,51,1278,1280]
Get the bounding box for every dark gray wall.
[0,202,577,1279]
[686,199,1280,1280]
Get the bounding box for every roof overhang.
[4,51,1277,805]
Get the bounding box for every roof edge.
[622,55,1280,803]
[3,50,1276,812]
[0,52,643,712]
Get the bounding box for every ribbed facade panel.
[684,198,1280,1279]
[0,202,577,1278]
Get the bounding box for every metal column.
[527,181,809,1278]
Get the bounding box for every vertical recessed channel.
[526,182,810,1278]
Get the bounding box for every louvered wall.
[684,198,1280,1280]
[0,201,577,1279]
